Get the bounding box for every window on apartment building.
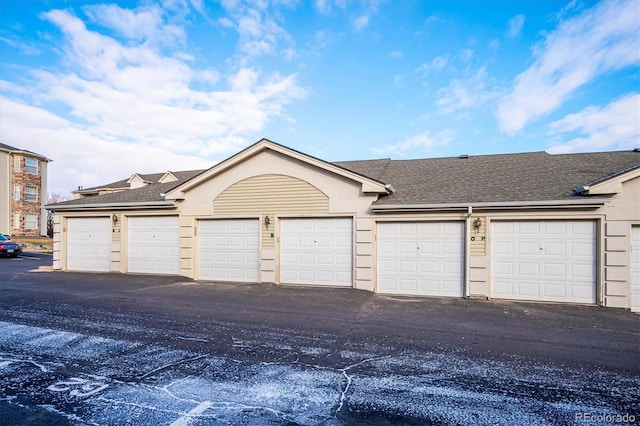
[13,213,20,230]
[25,157,38,174]
[14,184,20,201]
[25,214,38,230]
[14,156,21,172]
[24,186,38,202]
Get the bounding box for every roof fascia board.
[0,146,51,162]
[165,139,388,199]
[372,198,610,212]
[586,167,640,195]
[45,201,176,211]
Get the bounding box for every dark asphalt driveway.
[0,254,638,425]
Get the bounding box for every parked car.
[0,234,22,257]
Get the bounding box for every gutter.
[45,200,176,211]
[372,198,610,212]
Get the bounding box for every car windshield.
[0,234,9,241]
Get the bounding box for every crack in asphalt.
[137,355,207,380]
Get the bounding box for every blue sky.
[1,0,638,197]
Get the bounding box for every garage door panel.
[399,260,417,273]
[519,222,540,234]
[544,283,566,298]
[128,216,179,275]
[572,264,594,278]
[280,218,353,287]
[493,222,515,234]
[67,217,111,272]
[421,242,439,254]
[544,263,566,277]
[400,279,417,291]
[572,242,593,256]
[518,263,539,276]
[493,281,514,296]
[545,222,566,234]
[572,284,594,299]
[493,241,514,255]
[198,219,259,282]
[517,282,541,297]
[378,222,464,297]
[419,261,437,273]
[443,280,462,294]
[545,243,566,256]
[491,220,595,304]
[493,262,514,274]
[518,242,539,255]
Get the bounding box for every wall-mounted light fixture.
[264,215,270,230]
[112,214,118,224]
[473,218,482,230]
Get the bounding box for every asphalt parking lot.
[1,254,639,425]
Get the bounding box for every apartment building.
[0,143,51,237]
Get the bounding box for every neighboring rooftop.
[74,170,205,194]
[0,143,51,161]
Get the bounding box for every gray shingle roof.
[47,149,640,209]
[76,170,205,192]
[0,143,50,160]
[0,143,19,151]
[48,170,205,208]
[335,150,640,205]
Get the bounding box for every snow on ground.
[1,319,638,425]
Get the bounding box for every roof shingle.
[48,149,640,209]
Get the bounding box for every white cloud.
[546,93,640,153]
[353,14,370,31]
[352,2,379,31]
[506,14,525,39]
[1,3,307,196]
[436,67,496,114]
[219,1,293,63]
[497,0,640,135]
[315,0,348,16]
[372,130,453,157]
[416,56,448,75]
[0,97,213,197]
[82,3,183,44]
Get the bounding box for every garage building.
[47,139,640,311]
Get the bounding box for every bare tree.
[46,193,67,237]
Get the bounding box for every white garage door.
[377,222,464,296]
[631,226,640,312]
[67,217,111,272]
[198,219,259,282]
[280,218,352,286]
[128,216,179,274]
[491,220,596,304]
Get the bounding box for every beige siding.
[470,216,487,256]
[214,174,330,249]
[110,214,121,272]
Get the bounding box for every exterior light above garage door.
[264,215,270,229]
[112,214,118,224]
[473,218,481,229]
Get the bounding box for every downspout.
[465,206,472,298]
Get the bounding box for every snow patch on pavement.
[1,319,638,425]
